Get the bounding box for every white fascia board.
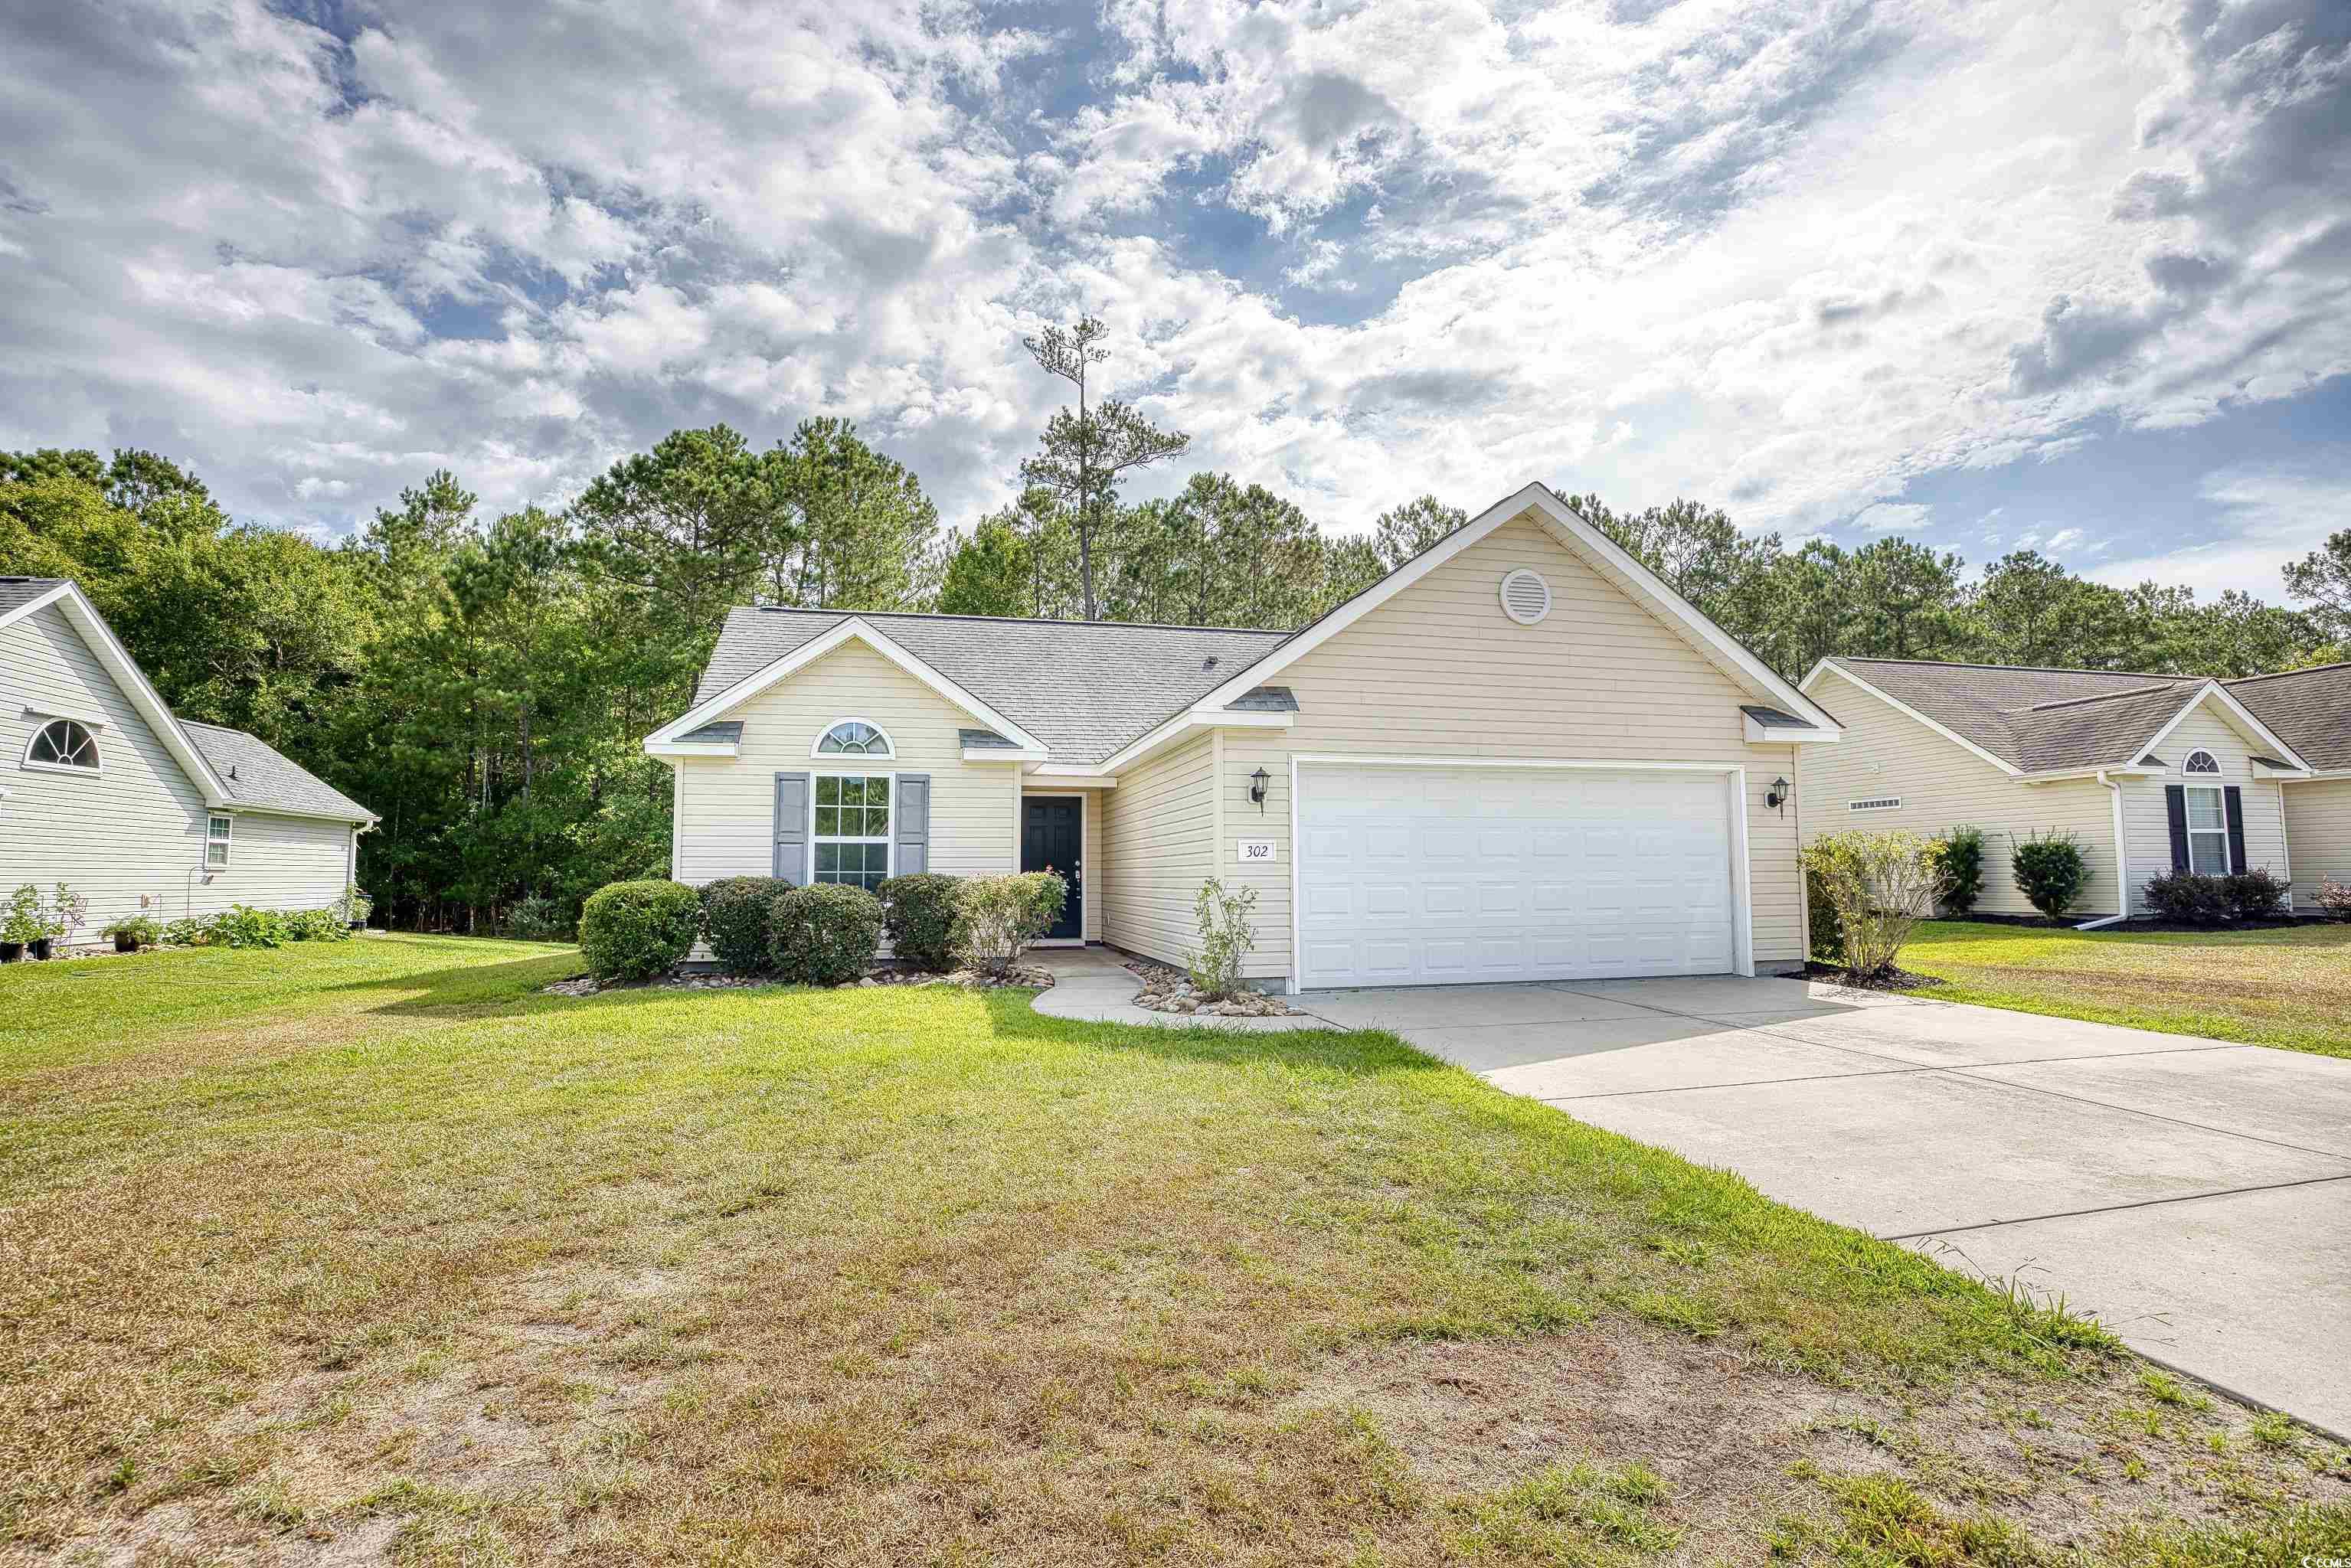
[1743,714,1840,744]
[41,584,236,805]
[2021,766,2160,784]
[222,802,380,825]
[643,617,1047,754]
[1093,708,1295,775]
[1023,768,1118,788]
[965,745,1048,763]
[2140,682,2315,773]
[1179,481,1839,730]
[2251,759,2314,780]
[1802,662,2024,778]
[646,740,740,758]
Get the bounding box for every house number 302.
[1236,838,1276,863]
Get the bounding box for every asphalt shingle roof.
[695,609,1293,766]
[178,720,376,822]
[1823,657,2351,774]
[0,577,66,616]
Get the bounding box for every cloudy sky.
[2,0,2346,601]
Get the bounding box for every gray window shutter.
[773,772,810,884]
[895,773,930,875]
[2164,785,2189,871]
[2223,786,2248,874]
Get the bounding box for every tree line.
[3,318,2344,931]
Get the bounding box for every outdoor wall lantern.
[1767,776,1790,812]
[1248,766,1271,809]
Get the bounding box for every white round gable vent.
[1499,567,1551,625]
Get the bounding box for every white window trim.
[206,812,234,868]
[21,704,110,732]
[20,717,103,776]
[2183,783,2228,876]
[811,769,894,890]
[1848,796,1901,812]
[811,717,896,760]
[2180,748,2222,776]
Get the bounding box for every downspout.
[2075,769,2130,930]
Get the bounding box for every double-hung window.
[206,814,233,868]
[2183,786,2228,875]
[813,774,890,891]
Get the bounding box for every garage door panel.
[1298,763,1740,989]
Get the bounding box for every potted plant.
[340,884,373,932]
[38,883,88,959]
[2,885,44,962]
[103,915,162,953]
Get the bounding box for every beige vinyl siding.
[2284,778,2351,896]
[1019,786,1104,942]
[672,640,1017,886]
[1206,511,1813,979]
[0,604,356,935]
[2119,704,2289,913]
[1097,732,1214,965]
[1798,666,2121,917]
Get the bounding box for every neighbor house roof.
[693,608,1290,766]
[1814,657,2337,775]
[178,720,377,823]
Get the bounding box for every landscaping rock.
[1122,956,1292,1016]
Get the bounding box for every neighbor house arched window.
[813,720,892,758]
[23,717,100,773]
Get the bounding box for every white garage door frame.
[1287,753,1754,991]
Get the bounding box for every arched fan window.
[815,720,892,758]
[2183,749,2219,775]
[24,718,100,773]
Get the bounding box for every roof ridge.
[744,605,1293,636]
[1834,655,2183,679]
[2225,660,2351,685]
[2013,681,2192,714]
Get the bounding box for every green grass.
[2,937,2340,1563]
[1898,920,2351,1058]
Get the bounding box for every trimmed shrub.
[580,879,702,982]
[504,894,571,942]
[1937,826,1985,916]
[768,884,884,985]
[2011,831,2088,920]
[2223,869,2291,920]
[878,873,961,972]
[1805,866,1846,965]
[2317,878,2351,922]
[1799,831,1942,979]
[953,872,1066,978]
[701,877,788,974]
[2142,870,2232,924]
[1187,876,1259,999]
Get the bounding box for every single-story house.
[0,577,377,941]
[644,482,1846,991]
[1797,656,2351,921]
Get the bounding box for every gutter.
[2074,768,2130,930]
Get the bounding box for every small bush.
[699,877,787,975]
[504,894,571,942]
[103,915,162,948]
[2318,878,2351,922]
[1187,876,1260,999]
[2223,868,2290,920]
[2,886,45,945]
[768,884,884,985]
[579,879,702,982]
[953,872,1065,978]
[1805,866,1846,965]
[284,907,352,942]
[161,916,207,946]
[878,873,961,972]
[2142,869,2232,924]
[211,904,289,949]
[1937,826,1985,916]
[2011,831,2088,920]
[1799,831,1943,979]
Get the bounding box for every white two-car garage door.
[1295,761,1743,990]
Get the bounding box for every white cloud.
[1853,501,1932,532]
[2088,462,2351,599]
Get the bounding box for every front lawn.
[2,937,2343,1563]
[1898,920,2351,1059]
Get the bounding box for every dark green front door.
[1021,797,1083,940]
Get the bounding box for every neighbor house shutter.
[2223,786,2248,874]
[773,772,810,884]
[2164,786,2189,871]
[894,774,930,875]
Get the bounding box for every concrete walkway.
[1029,946,1331,1031]
[1298,974,2351,1437]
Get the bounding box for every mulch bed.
[544,962,1056,998]
[1803,962,1946,993]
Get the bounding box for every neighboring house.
[644,482,1845,991]
[1797,656,2351,921]
[0,577,376,940]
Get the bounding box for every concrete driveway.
[1295,974,2351,1436]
